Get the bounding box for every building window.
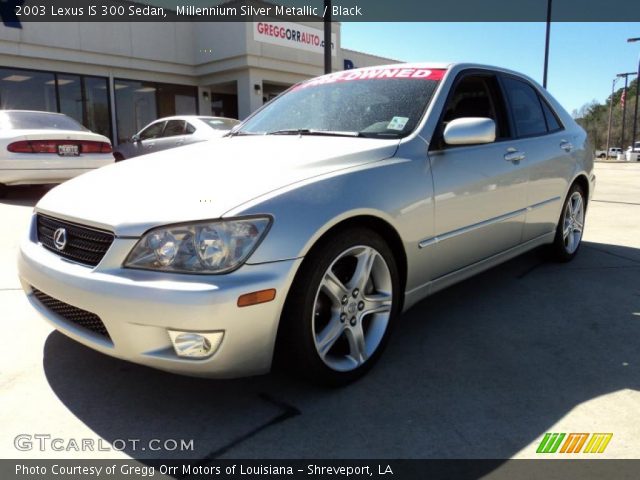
[158,84,197,117]
[0,67,111,141]
[83,76,112,140]
[0,67,56,112]
[57,74,112,141]
[57,74,83,124]
[115,79,197,144]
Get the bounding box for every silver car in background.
[0,110,114,197]
[18,63,594,385]
[113,115,240,161]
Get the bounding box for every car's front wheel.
[280,228,400,385]
[550,183,586,262]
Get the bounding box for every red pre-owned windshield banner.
[294,68,447,90]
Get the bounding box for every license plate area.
[58,144,79,156]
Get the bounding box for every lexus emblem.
[53,228,67,251]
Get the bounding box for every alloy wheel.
[312,245,393,372]
[563,191,585,254]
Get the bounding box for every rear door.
[428,71,529,278]
[158,120,201,150]
[499,75,575,241]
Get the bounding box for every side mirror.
[131,134,141,143]
[443,117,496,146]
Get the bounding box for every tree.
[574,78,639,150]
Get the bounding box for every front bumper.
[18,215,302,378]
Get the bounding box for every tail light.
[78,141,112,153]
[8,140,112,154]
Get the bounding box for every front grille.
[36,214,114,267]
[32,288,111,340]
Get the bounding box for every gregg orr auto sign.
[254,22,336,56]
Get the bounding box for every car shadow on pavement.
[42,241,640,472]
[0,185,53,207]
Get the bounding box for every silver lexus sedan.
[113,115,240,161]
[18,63,595,385]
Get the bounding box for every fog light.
[168,330,224,359]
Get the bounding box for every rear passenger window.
[163,120,186,137]
[185,122,196,134]
[502,77,548,137]
[540,99,562,132]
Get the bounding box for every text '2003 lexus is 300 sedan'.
[18,63,595,385]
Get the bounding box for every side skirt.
[402,231,555,312]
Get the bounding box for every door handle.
[560,140,573,152]
[504,151,525,162]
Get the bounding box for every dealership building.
[0,8,396,145]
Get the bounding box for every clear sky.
[341,22,640,115]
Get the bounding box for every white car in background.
[113,116,240,161]
[0,110,114,197]
[595,147,622,158]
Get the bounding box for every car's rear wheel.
[113,152,125,162]
[279,228,400,386]
[550,183,586,262]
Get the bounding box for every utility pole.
[606,76,620,156]
[542,0,552,88]
[324,0,332,74]
[627,37,640,150]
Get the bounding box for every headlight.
[124,217,271,274]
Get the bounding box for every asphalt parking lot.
[1,162,639,465]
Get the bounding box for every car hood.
[36,135,399,237]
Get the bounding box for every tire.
[278,228,401,386]
[549,183,586,262]
[598,153,606,159]
[0,184,7,199]
[113,152,125,162]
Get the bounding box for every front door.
[428,72,529,279]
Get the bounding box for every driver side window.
[435,74,510,149]
[139,121,165,140]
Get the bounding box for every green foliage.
[574,78,639,150]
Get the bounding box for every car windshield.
[0,111,87,131]
[237,67,445,138]
[200,117,240,131]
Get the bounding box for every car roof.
[152,115,237,122]
[0,110,67,116]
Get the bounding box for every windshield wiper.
[266,129,362,137]
[227,130,262,137]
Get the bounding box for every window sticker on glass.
[387,116,409,131]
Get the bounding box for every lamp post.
[628,37,640,150]
[542,0,552,88]
[324,0,332,74]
